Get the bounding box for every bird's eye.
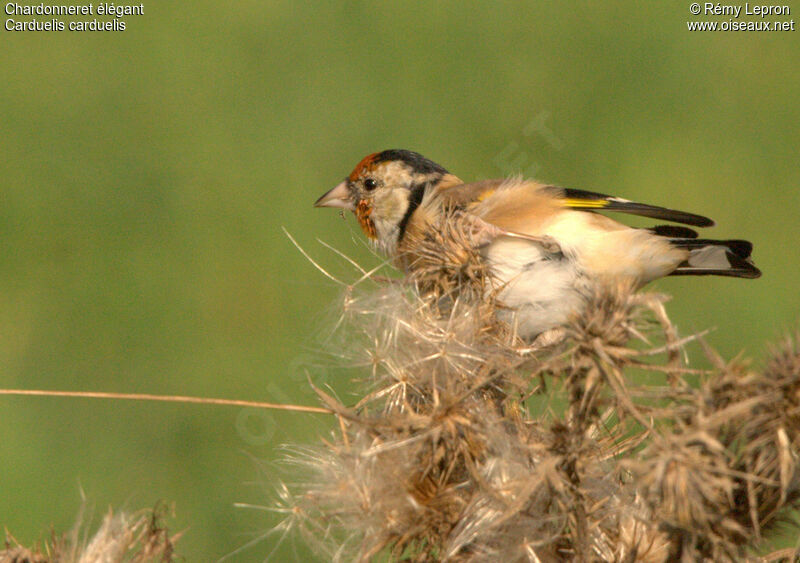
[364,178,377,191]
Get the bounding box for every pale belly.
[485,237,588,339]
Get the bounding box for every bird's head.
[315,149,454,254]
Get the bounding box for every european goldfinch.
[315,149,760,338]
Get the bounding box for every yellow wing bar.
[562,198,610,209]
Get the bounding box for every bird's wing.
[427,178,567,251]
[431,177,501,206]
[549,186,714,227]
[435,179,714,229]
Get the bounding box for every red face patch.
[355,199,377,239]
[348,153,380,181]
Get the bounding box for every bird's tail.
[667,238,761,278]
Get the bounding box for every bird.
[315,149,760,339]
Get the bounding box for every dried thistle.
[277,211,800,562]
[403,208,496,307]
[1,505,178,563]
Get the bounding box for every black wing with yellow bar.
[559,187,715,228]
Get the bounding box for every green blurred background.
[1,2,798,560]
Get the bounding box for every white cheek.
[370,189,410,254]
[375,190,407,221]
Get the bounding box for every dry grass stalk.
[278,210,800,562]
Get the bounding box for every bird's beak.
[314,181,353,210]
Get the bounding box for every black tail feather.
[648,225,699,239]
[668,238,761,279]
[671,238,753,258]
